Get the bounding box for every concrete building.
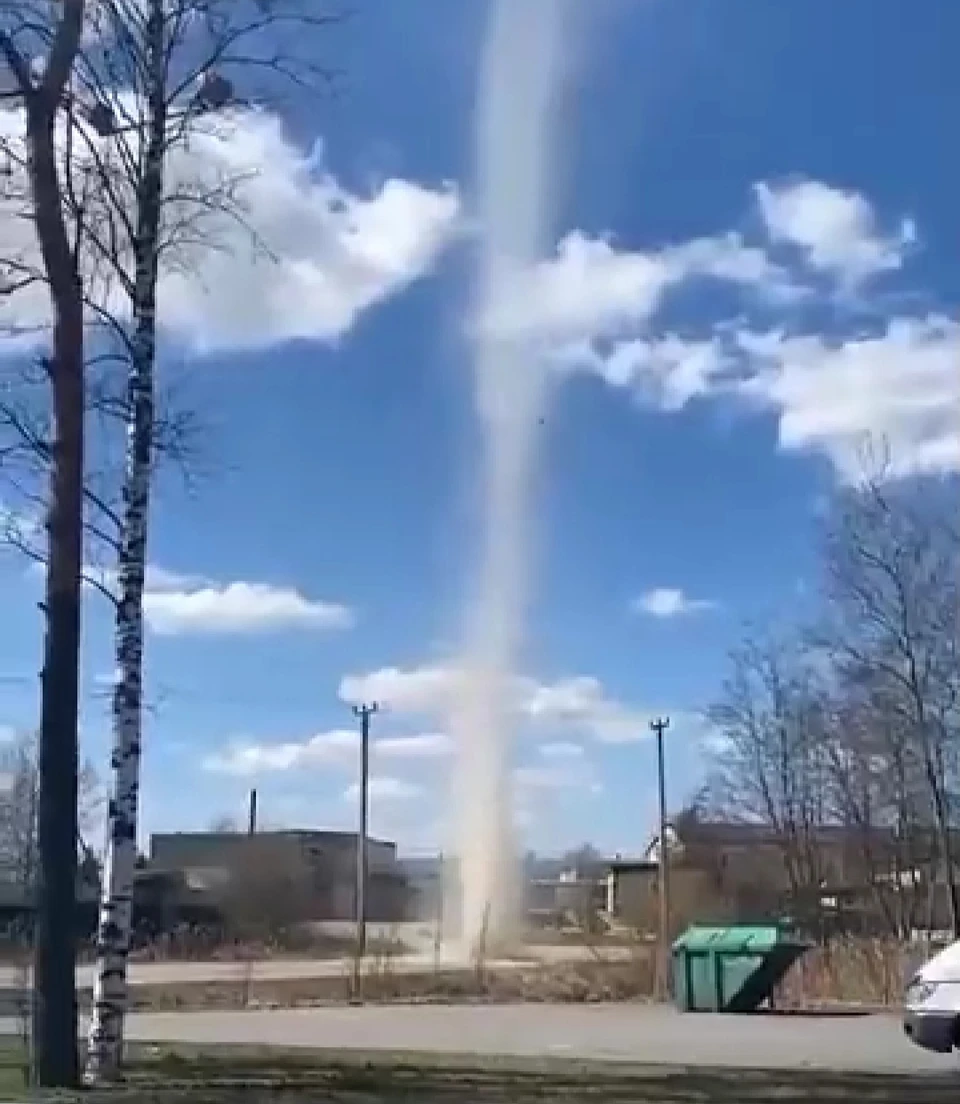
[149,830,410,922]
[526,869,607,928]
[605,858,729,932]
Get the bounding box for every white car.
[904,940,960,1054]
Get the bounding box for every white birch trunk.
[85,1,166,1080]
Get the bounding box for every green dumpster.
[671,924,809,1013]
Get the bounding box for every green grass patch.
[0,1037,31,1100]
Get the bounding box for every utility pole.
[352,703,378,965]
[240,787,258,1010]
[650,716,671,997]
[247,789,258,837]
[435,850,444,961]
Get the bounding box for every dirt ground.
[93,960,657,1013]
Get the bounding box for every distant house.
[605,858,658,923]
[149,830,410,923]
[606,816,944,935]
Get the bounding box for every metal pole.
[241,786,257,1009]
[651,716,671,996]
[435,850,444,959]
[247,788,258,837]
[352,703,378,963]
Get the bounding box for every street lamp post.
[650,716,671,997]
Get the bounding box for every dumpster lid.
[672,924,803,954]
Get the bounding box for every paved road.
[57,1004,958,1076]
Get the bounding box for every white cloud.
[514,760,603,797]
[473,176,953,483]
[632,587,717,619]
[80,562,212,595]
[203,728,358,776]
[520,674,651,744]
[514,764,580,790]
[374,732,452,759]
[341,663,659,746]
[557,312,960,481]
[754,178,914,284]
[203,729,452,777]
[483,229,784,347]
[735,316,960,479]
[555,335,729,411]
[520,676,602,723]
[0,107,460,351]
[343,776,422,803]
[143,565,213,592]
[538,741,585,759]
[339,665,458,714]
[77,563,351,638]
[144,580,354,635]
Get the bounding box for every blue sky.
[1,0,959,857]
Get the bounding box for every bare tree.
[707,467,960,941]
[0,356,200,573]
[0,735,43,890]
[706,632,830,918]
[0,1,88,1087]
[0,730,104,887]
[818,473,960,934]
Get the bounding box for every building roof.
[608,859,658,874]
[647,819,899,853]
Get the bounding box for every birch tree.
[2,0,336,1079]
[0,1,87,1087]
[59,1,335,1081]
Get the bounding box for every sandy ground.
[0,942,633,991]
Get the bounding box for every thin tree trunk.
[917,724,959,934]
[931,739,960,937]
[26,84,86,1091]
[85,1,166,1081]
[931,795,960,936]
[7,3,91,1083]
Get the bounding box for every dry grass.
[8,932,933,1019]
[778,939,927,1009]
[79,935,937,1012]
[125,932,410,965]
[83,954,658,1013]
